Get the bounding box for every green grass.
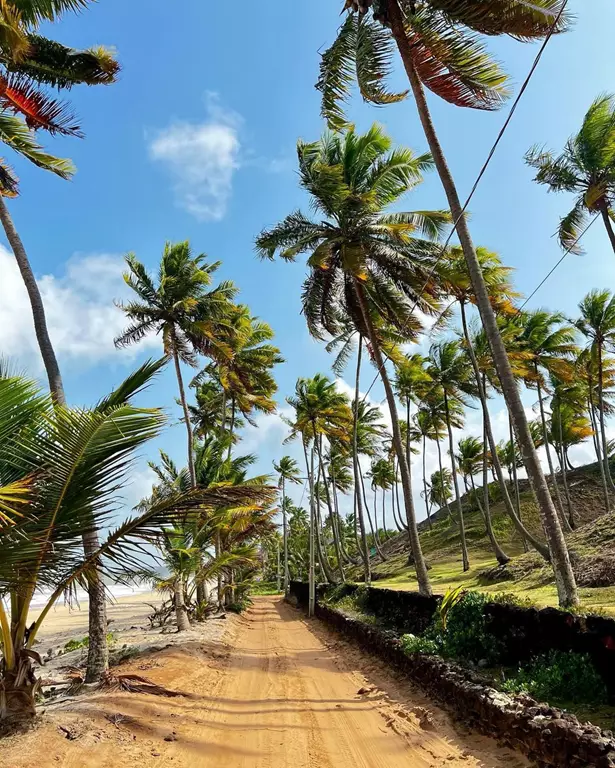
[363,468,615,616]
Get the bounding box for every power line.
[359,0,570,405]
[516,215,599,314]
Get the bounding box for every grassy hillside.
[362,459,615,614]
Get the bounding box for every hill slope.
[361,459,615,614]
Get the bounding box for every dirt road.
[0,597,529,768]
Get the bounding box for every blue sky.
[2,0,615,524]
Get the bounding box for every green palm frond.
[0,112,73,179]
[317,12,357,131]
[558,200,590,255]
[355,14,407,107]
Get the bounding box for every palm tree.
[517,310,578,532]
[427,340,478,571]
[274,456,302,595]
[318,0,579,607]
[456,435,509,565]
[0,1,119,406]
[414,408,441,529]
[0,371,274,724]
[368,457,396,540]
[115,242,237,488]
[256,125,452,597]
[429,467,452,512]
[212,305,283,453]
[576,289,615,506]
[526,95,615,256]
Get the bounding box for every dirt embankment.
[0,597,529,768]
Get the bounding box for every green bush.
[441,591,501,664]
[400,633,440,656]
[226,596,252,614]
[251,581,282,595]
[502,650,607,705]
[489,592,536,609]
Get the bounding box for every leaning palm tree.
[0,0,119,406]
[115,241,237,488]
[526,95,615,256]
[368,457,396,540]
[274,456,302,595]
[318,0,578,607]
[256,125,451,597]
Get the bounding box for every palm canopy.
[428,467,452,507]
[516,309,578,387]
[256,124,449,345]
[0,0,119,194]
[440,245,520,314]
[286,374,353,447]
[115,241,238,366]
[576,289,615,351]
[354,399,389,456]
[455,436,483,478]
[318,0,569,130]
[395,352,431,405]
[274,456,302,487]
[526,95,615,254]
[426,339,479,406]
[368,456,396,491]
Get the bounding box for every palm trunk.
[381,485,388,540]
[599,202,615,254]
[556,424,574,530]
[307,445,316,615]
[391,467,404,532]
[589,387,610,513]
[354,280,431,594]
[597,342,615,495]
[387,0,577,607]
[314,475,337,583]
[174,577,190,632]
[480,412,510,565]
[276,539,281,592]
[172,347,197,488]
[395,474,407,530]
[315,434,345,580]
[83,544,109,682]
[460,300,547,557]
[359,463,386,559]
[508,415,525,547]
[353,338,371,584]
[436,438,452,521]
[0,197,65,405]
[421,435,432,529]
[282,478,290,596]
[227,394,236,461]
[536,376,571,533]
[443,392,470,572]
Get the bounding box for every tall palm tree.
[286,375,353,597]
[427,340,477,571]
[115,241,237,488]
[274,456,302,595]
[414,408,441,529]
[318,0,579,607]
[0,0,119,406]
[456,435,509,565]
[368,457,396,540]
[256,125,451,597]
[576,289,615,507]
[517,310,578,532]
[526,95,615,256]
[429,467,452,512]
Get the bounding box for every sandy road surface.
[0,597,529,768]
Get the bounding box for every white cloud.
[148,94,241,221]
[0,247,158,370]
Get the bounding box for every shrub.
[488,592,536,609]
[442,591,501,664]
[502,650,607,705]
[400,633,440,656]
[226,596,252,614]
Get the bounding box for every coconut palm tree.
[0,1,119,406]
[576,289,615,507]
[414,408,441,529]
[517,310,578,532]
[0,371,274,724]
[526,95,615,256]
[368,457,396,540]
[429,467,452,512]
[115,242,237,488]
[274,456,302,595]
[318,0,578,607]
[427,340,478,571]
[256,125,452,597]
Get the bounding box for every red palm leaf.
[0,75,82,135]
